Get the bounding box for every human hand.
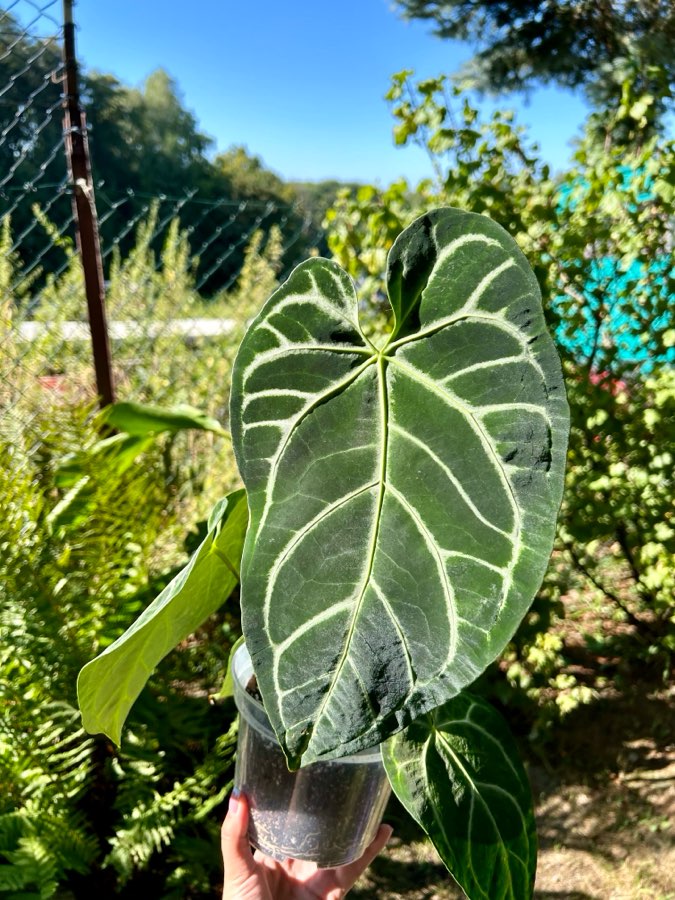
[221,790,393,900]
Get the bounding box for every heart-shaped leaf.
[382,693,537,900]
[230,207,568,767]
[77,489,248,744]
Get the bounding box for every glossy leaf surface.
[230,207,568,767]
[77,489,247,744]
[383,693,537,900]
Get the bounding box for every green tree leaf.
[214,635,246,701]
[230,207,569,768]
[383,693,537,900]
[393,0,675,129]
[77,489,248,744]
[55,434,155,489]
[98,400,228,437]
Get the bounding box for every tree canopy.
[0,9,335,293]
[394,1,675,119]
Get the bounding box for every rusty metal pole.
[62,0,115,407]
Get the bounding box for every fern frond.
[33,810,99,875]
[0,835,58,898]
[106,772,203,882]
[0,802,98,889]
[0,812,30,853]
[1,703,95,810]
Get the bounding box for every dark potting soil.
[235,701,390,867]
[246,675,263,705]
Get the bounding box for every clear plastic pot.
[232,643,391,867]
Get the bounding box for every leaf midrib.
[282,326,527,749]
[421,734,489,900]
[434,730,522,893]
[300,353,390,755]
[268,277,549,756]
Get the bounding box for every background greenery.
[1,0,673,896]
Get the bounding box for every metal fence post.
[62,0,115,407]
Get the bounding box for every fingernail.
[228,787,241,813]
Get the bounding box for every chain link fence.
[1,1,324,434]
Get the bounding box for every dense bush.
[0,208,282,893]
[325,69,674,727]
[0,189,301,892]
[0,396,245,897]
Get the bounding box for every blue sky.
[50,0,589,183]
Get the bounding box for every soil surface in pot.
[246,675,263,705]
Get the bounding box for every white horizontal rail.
[17,317,237,342]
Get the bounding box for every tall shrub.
[326,70,675,711]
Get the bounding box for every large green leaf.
[77,489,248,744]
[382,693,537,900]
[230,207,568,767]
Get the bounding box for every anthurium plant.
[79,208,568,899]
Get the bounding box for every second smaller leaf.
[383,692,537,900]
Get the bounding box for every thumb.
[335,823,394,887]
[221,789,257,889]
